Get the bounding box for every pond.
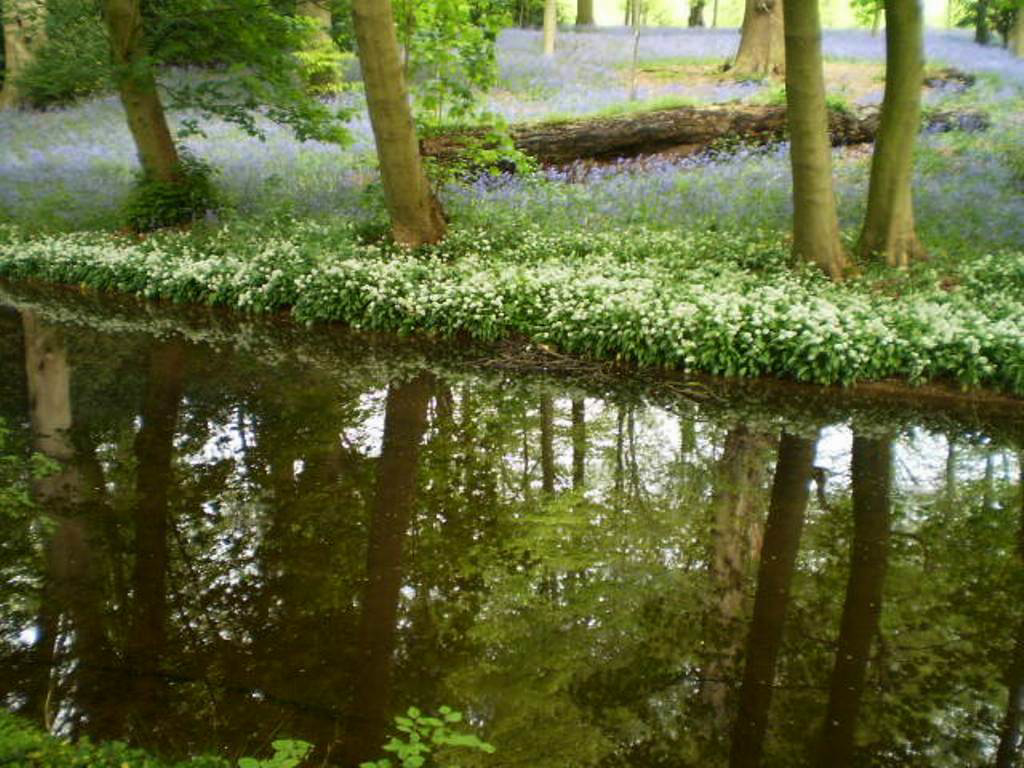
[0,282,1022,767]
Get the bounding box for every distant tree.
[296,0,345,93]
[576,0,594,25]
[733,0,785,75]
[0,0,47,108]
[351,0,447,245]
[543,0,556,54]
[859,0,925,267]
[688,0,706,26]
[1012,5,1024,55]
[782,0,846,279]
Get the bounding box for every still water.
[0,282,1022,767]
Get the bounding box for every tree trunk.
[975,0,991,44]
[297,0,341,91]
[0,0,47,109]
[342,375,432,767]
[704,426,772,726]
[127,342,186,734]
[712,0,719,26]
[783,0,846,280]
[815,436,892,767]
[689,0,707,27]
[540,395,556,494]
[733,0,785,75]
[350,0,446,246]
[729,432,817,768]
[571,398,585,490]
[103,0,180,182]
[576,0,595,26]
[422,103,975,166]
[995,460,1024,768]
[858,0,925,268]
[1009,8,1023,57]
[543,0,557,55]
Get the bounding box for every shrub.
[124,152,221,233]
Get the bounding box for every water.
[0,282,1022,767]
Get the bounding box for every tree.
[296,0,344,93]
[350,0,446,245]
[733,0,785,75]
[729,432,817,768]
[689,0,706,26]
[543,0,556,55]
[0,0,47,108]
[1010,4,1024,55]
[782,0,846,279]
[858,0,925,267]
[103,0,181,184]
[576,0,594,25]
[815,436,892,767]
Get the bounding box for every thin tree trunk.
[350,0,446,246]
[704,426,771,726]
[571,398,585,490]
[729,432,817,768]
[783,0,846,279]
[0,0,47,109]
[995,458,1024,768]
[1011,10,1024,56]
[815,436,892,767]
[733,0,785,75]
[540,395,555,494]
[712,0,719,27]
[127,342,186,732]
[870,7,881,35]
[543,0,557,55]
[858,0,925,267]
[103,0,180,182]
[342,375,432,767]
[576,0,595,26]
[975,0,991,44]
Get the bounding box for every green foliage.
[394,0,507,130]
[124,152,220,232]
[0,710,228,767]
[237,741,312,768]
[16,0,110,107]
[359,706,495,768]
[2,218,1024,393]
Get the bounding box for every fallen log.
[420,104,989,167]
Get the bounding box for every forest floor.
[1,28,1023,394]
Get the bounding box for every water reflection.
[0,290,1023,767]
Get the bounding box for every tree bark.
[127,342,187,729]
[1009,7,1023,57]
[342,375,432,767]
[704,426,772,726]
[576,0,595,26]
[783,0,846,280]
[0,0,47,109]
[858,0,925,267]
[103,0,180,182]
[733,0,785,75]
[571,398,585,490]
[975,0,991,44]
[815,435,892,767]
[729,432,817,768]
[540,395,556,494]
[995,460,1024,768]
[543,0,557,55]
[422,103,979,167]
[350,0,446,246]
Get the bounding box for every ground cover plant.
[1,218,1022,393]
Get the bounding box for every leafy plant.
[124,151,221,232]
[238,740,312,768]
[359,706,495,768]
